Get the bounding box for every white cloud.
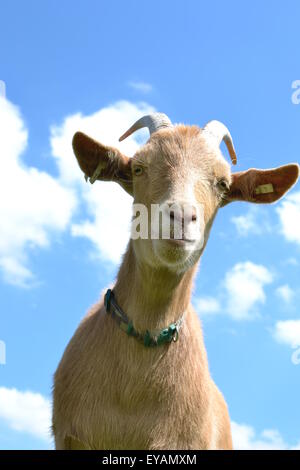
[277,191,300,245]
[51,100,155,265]
[276,284,295,303]
[0,96,76,286]
[231,213,257,236]
[51,100,153,184]
[71,183,132,264]
[128,81,153,94]
[0,97,155,285]
[194,296,221,316]
[195,262,273,321]
[0,387,52,445]
[223,262,273,320]
[273,320,300,348]
[231,207,267,236]
[231,421,297,450]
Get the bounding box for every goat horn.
[202,120,237,165]
[119,113,172,142]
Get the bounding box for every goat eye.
[217,179,230,192]
[134,166,143,176]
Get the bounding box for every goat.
[52,113,299,450]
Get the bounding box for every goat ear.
[72,132,133,195]
[222,164,299,206]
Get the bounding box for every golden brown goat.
[52,114,299,450]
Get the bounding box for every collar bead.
[104,289,184,348]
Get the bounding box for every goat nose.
[167,203,197,223]
[191,207,197,222]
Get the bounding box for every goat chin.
[152,239,202,271]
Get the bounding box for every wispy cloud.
[231,207,271,237]
[195,296,221,316]
[0,387,52,445]
[276,284,295,304]
[284,257,299,267]
[232,421,300,450]
[128,81,153,94]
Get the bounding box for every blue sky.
[0,0,300,450]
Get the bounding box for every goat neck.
[113,240,197,332]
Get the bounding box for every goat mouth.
[165,238,196,246]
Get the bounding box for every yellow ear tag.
[88,161,106,184]
[255,183,274,195]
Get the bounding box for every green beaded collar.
[104,289,185,347]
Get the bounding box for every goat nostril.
[168,206,197,223]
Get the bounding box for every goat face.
[72,115,299,273]
[130,126,231,271]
